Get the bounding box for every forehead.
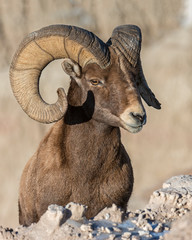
[83,59,135,88]
[83,63,112,79]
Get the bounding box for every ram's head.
[10,25,160,133]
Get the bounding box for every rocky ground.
[0,175,192,240]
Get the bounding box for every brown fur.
[19,49,145,226]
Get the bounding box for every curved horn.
[10,25,110,123]
[107,25,141,67]
[136,59,161,109]
[107,25,161,109]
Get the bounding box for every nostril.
[130,112,146,125]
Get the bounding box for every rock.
[164,212,192,240]
[65,202,87,222]
[18,205,72,239]
[1,175,192,240]
[122,231,131,238]
[80,224,92,232]
[93,204,125,223]
[154,223,163,233]
[131,235,141,240]
[146,175,192,220]
[163,175,192,192]
[0,226,18,240]
[40,204,71,228]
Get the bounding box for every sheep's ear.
[61,58,81,78]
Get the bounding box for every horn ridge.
[10,24,110,123]
[109,24,141,67]
[109,24,161,110]
[34,40,55,60]
[35,25,110,68]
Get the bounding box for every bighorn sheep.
[10,24,160,226]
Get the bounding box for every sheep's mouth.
[120,120,143,133]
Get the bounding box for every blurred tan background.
[1,0,192,228]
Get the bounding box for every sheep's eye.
[90,79,101,86]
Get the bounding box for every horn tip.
[152,98,161,110]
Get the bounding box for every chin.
[121,123,143,133]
